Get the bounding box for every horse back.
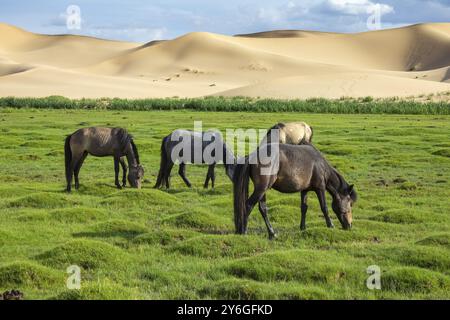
[165,129,224,164]
[280,122,312,144]
[70,127,126,156]
[256,144,324,193]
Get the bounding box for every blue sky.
[1,0,449,42]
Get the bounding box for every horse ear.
[348,184,354,193]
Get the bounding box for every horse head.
[128,164,144,188]
[332,184,357,230]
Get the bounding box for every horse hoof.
[269,233,277,240]
[116,185,122,190]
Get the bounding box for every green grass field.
[0,107,449,299]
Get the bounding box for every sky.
[0,0,449,42]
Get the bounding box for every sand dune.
[0,23,137,68]
[214,73,450,99]
[0,22,449,99]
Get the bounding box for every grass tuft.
[416,233,450,249]
[168,234,272,258]
[132,229,200,246]
[383,267,450,294]
[0,261,63,289]
[7,192,76,209]
[162,208,231,232]
[52,279,143,300]
[35,239,130,271]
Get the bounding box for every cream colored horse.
[260,122,313,146]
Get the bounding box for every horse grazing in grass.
[154,130,235,189]
[233,144,357,239]
[64,127,144,192]
[260,122,313,146]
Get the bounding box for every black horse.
[233,143,357,239]
[154,129,235,189]
[65,127,144,192]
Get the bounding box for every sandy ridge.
[0,22,449,99]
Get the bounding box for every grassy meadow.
[0,105,449,299]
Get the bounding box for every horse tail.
[300,124,313,145]
[130,139,140,164]
[64,134,73,187]
[154,136,169,188]
[308,125,313,143]
[233,156,250,234]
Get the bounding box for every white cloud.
[257,7,283,23]
[326,0,394,15]
[247,0,396,33]
[7,0,449,41]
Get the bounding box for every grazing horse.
[233,144,357,239]
[260,122,313,146]
[154,130,235,189]
[64,127,144,192]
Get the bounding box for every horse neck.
[124,142,138,167]
[325,167,346,198]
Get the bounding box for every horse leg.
[74,152,87,190]
[244,188,266,235]
[119,157,127,187]
[210,164,216,189]
[66,160,74,193]
[67,152,83,192]
[203,165,211,188]
[316,189,334,228]
[300,190,308,231]
[114,157,122,189]
[178,163,192,187]
[165,161,174,189]
[66,157,75,192]
[258,194,276,239]
[204,164,215,189]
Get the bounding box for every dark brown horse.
[64,127,144,192]
[154,130,235,189]
[233,144,357,239]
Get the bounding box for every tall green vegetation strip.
[0,96,449,114]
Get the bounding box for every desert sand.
[0,22,449,99]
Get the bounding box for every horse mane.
[130,139,140,164]
[117,128,140,164]
[328,167,357,201]
[117,128,130,148]
[335,169,347,190]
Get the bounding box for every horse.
[154,130,235,189]
[64,127,144,192]
[260,122,313,146]
[233,143,357,239]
